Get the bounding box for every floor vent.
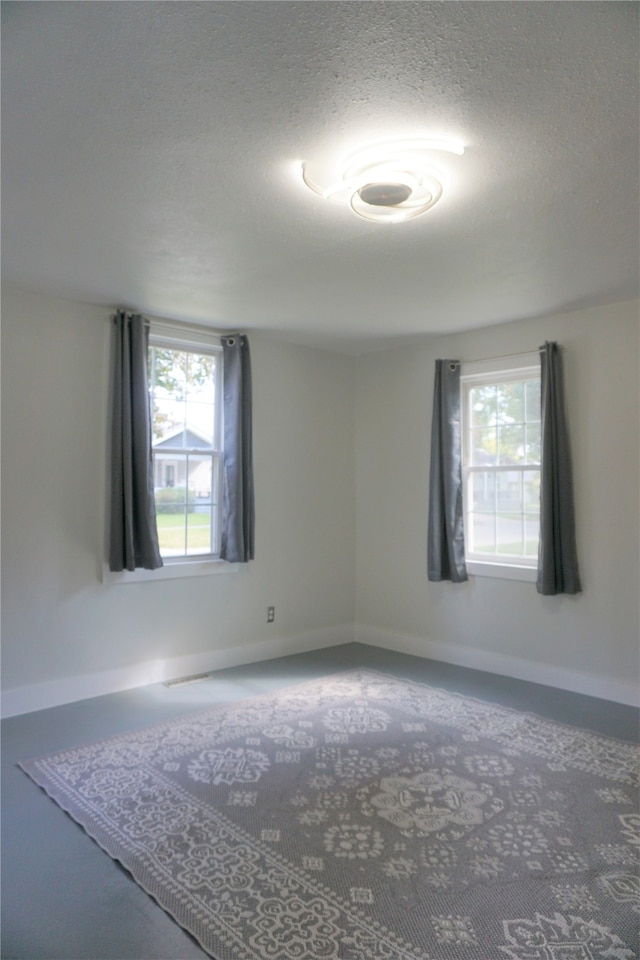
[163,672,213,688]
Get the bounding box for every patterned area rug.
[21,670,639,959]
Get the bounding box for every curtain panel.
[427,359,468,582]
[108,311,163,572]
[537,341,582,595]
[220,334,255,563]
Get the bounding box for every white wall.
[3,290,638,715]
[1,288,356,715]
[355,300,640,704]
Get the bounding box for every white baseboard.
[356,625,640,707]
[3,622,637,717]
[0,625,354,718]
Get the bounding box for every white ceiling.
[2,1,638,354]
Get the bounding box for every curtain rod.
[449,347,545,367]
[144,316,232,339]
[112,309,238,340]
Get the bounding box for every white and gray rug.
[20,670,639,959]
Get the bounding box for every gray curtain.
[108,311,163,572]
[220,334,255,563]
[537,341,581,595]
[427,360,468,582]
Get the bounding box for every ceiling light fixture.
[301,138,465,223]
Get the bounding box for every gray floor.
[2,642,638,960]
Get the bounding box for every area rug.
[20,670,639,959]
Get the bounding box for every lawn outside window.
[461,353,541,582]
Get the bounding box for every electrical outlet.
[267,606,275,623]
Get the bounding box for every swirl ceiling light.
[301,138,465,224]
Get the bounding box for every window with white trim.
[148,324,223,562]
[461,354,541,578]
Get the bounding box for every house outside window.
[163,463,176,488]
[148,324,223,561]
[461,353,541,581]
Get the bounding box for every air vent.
[163,672,213,687]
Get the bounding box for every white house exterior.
[152,425,213,500]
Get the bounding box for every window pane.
[184,400,214,444]
[463,366,541,569]
[496,470,522,513]
[469,427,497,465]
[525,517,539,556]
[151,348,187,401]
[156,453,188,491]
[149,337,221,561]
[524,475,540,513]
[470,385,497,427]
[470,471,495,512]
[186,354,216,403]
[187,455,212,501]
[525,379,541,422]
[497,424,526,464]
[152,397,184,443]
[150,350,218,449]
[496,514,524,555]
[496,381,523,423]
[187,508,212,555]
[470,512,496,554]
[525,423,541,464]
[155,508,187,557]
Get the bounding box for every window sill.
[466,560,537,583]
[105,558,240,584]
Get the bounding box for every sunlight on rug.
[20,670,639,959]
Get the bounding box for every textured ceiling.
[2,1,638,353]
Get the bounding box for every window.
[461,354,540,579]
[148,324,223,563]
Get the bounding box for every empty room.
[2,3,638,959]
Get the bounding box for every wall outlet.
[267,606,275,623]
